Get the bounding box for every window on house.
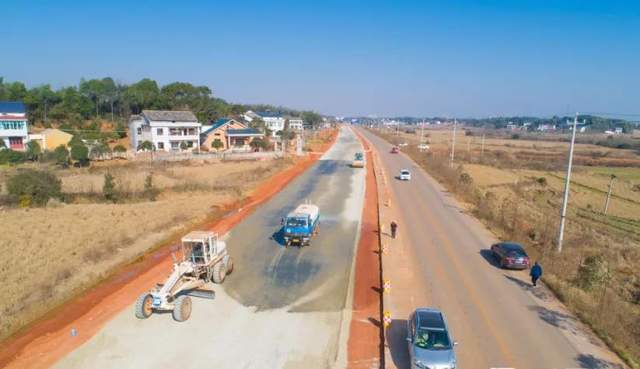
[214,133,221,136]
[171,141,180,149]
[157,128,163,135]
[187,141,193,148]
[137,127,142,135]
[157,142,164,150]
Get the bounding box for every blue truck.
[282,204,320,247]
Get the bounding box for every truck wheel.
[135,293,153,319]
[212,261,226,284]
[172,295,192,322]
[226,257,234,274]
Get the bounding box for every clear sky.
[2,0,639,117]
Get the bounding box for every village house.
[129,110,201,152]
[28,128,73,150]
[256,111,285,136]
[286,117,304,131]
[0,101,29,151]
[201,118,263,151]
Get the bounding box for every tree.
[250,138,269,151]
[7,169,62,207]
[301,111,323,129]
[137,140,155,152]
[70,142,89,162]
[52,145,70,165]
[90,142,111,160]
[180,141,188,151]
[211,139,224,151]
[26,140,42,161]
[103,173,117,202]
[0,138,5,149]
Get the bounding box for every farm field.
[0,157,291,341]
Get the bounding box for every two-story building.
[0,101,29,151]
[129,110,201,152]
[257,111,285,137]
[286,117,304,131]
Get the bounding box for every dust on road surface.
[359,128,627,369]
[55,126,366,369]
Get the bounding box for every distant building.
[0,101,29,151]
[614,127,624,134]
[129,110,201,152]
[242,110,261,123]
[256,112,286,136]
[28,128,73,150]
[537,124,556,132]
[201,118,263,151]
[286,117,304,131]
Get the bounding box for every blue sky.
[2,0,639,117]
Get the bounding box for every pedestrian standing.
[530,261,543,287]
[390,221,398,239]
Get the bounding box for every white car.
[399,169,411,181]
[398,142,408,147]
[417,143,430,151]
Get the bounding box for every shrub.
[103,173,117,202]
[536,177,548,186]
[250,138,269,151]
[6,169,62,207]
[53,145,70,165]
[0,138,5,148]
[143,173,158,201]
[0,149,26,164]
[179,141,188,151]
[70,143,89,162]
[137,140,154,152]
[511,133,521,140]
[113,144,126,153]
[576,255,611,292]
[459,172,473,185]
[211,139,224,150]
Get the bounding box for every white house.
[0,101,29,151]
[242,110,261,123]
[287,117,304,131]
[129,110,201,152]
[257,111,286,137]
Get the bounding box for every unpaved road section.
[54,127,365,369]
[358,128,627,369]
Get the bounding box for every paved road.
[56,127,365,369]
[359,128,626,369]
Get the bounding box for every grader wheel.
[135,293,154,319]
[211,261,226,284]
[226,256,234,274]
[172,295,192,322]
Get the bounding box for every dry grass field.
[375,126,640,367]
[0,157,290,341]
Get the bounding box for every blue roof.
[0,101,26,114]
[256,111,282,118]
[203,118,232,134]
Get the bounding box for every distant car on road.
[390,146,400,153]
[417,143,430,151]
[407,308,457,369]
[398,142,408,147]
[399,169,411,181]
[490,242,530,269]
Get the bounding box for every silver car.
[407,308,457,369]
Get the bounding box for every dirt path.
[0,131,337,369]
[347,131,383,368]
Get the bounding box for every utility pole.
[44,99,48,125]
[481,133,485,157]
[603,174,616,215]
[449,118,457,167]
[557,113,579,253]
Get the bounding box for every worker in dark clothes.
[530,261,543,287]
[390,221,398,239]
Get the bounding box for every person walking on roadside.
[390,221,398,239]
[530,261,543,287]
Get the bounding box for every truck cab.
[282,204,320,246]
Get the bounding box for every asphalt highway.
[359,128,626,369]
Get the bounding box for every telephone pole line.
[603,174,616,215]
[557,113,579,253]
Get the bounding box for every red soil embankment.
[0,129,338,369]
[347,130,383,368]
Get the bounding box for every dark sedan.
[490,242,530,269]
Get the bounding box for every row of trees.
[0,77,325,130]
[464,115,635,133]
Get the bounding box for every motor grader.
[134,231,234,322]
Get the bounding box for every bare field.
[0,158,290,341]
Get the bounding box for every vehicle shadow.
[575,354,625,369]
[270,228,286,246]
[387,319,410,369]
[479,249,502,269]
